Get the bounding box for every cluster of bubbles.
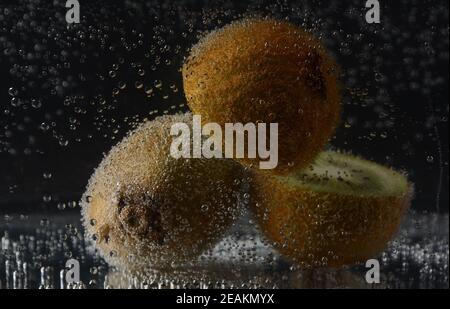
[0,211,448,288]
[0,1,447,157]
[0,214,106,289]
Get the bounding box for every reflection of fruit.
[81,113,245,270]
[183,18,341,174]
[251,151,413,267]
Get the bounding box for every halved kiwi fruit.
[250,151,413,267]
[81,113,246,271]
[183,18,341,174]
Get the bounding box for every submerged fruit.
[183,18,341,174]
[81,113,245,271]
[251,151,413,267]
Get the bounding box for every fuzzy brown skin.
[82,113,246,271]
[183,18,341,174]
[250,151,413,267]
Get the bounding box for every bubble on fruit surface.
[0,0,448,289]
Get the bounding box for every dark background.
[0,0,448,214]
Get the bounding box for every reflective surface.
[1,211,448,289]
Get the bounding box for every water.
[0,0,448,290]
[0,211,448,289]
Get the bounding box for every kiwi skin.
[183,18,341,175]
[250,151,413,268]
[81,113,246,271]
